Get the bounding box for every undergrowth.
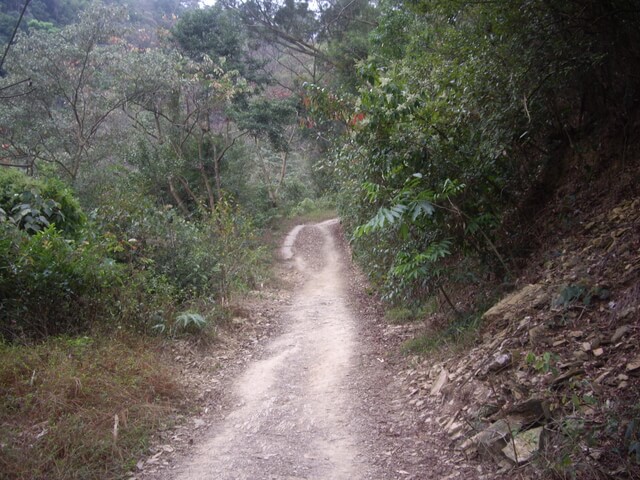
[0,334,185,480]
[288,196,337,222]
[401,311,483,356]
[385,306,423,324]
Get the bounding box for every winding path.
[167,219,387,479]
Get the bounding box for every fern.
[353,176,462,239]
[391,240,452,281]
[153,311,208,337]
[175,312,207,334]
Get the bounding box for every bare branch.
[0,0,32,74]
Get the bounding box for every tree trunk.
[168,175,190,216]
[199,162,216,213]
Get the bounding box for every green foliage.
[0,3,162,182]
[0,0,88,44]
[401,310,482,355]
[401,333,439,355]
[289,196,336,217]
[234,98,298,150]
[172,4,266,85]
[153,311,209,337]
[94,174,268,303]
[8,190,65,233]
[552,283,611,308]
[390,240,451,282]
[26,18,58,33]
[384,305,427,324]
[0,169,182,340]
[319,0,640,310]
[0,222,123,339]
[173,5,244,63]
[0,169,85,236]
[525,351,559,375]
[625,418,640,465]
[319,0,379,90]
[209,199,270,300]
[175,311,207,333]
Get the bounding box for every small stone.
[611,325,630,343]
[430,369,448,396]
[568,331,584,338]
[626,356,640,372]
[496,458,512,473]
[589,449,604,461]
[465,418,515,455]
[592,347,604,357]
[502,427,544,464]
[518,316,532,330]
[488,353,512,372]
[594,370,611,384]
[581,342,592,351]
[447,421,464,436]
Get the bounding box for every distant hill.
[0,0,201,45]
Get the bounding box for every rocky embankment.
[397,197,639,478]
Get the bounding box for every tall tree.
[124,51,252,214]
[172,5,267,86]
[0,4,163,180]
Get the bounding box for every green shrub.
[0,169,85,236]
[95,186,268,303]
[108,269,178,334]
[152,311,211,337]
[385,306,426,324]
[0,223,123,339]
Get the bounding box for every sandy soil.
[141,220,483,480]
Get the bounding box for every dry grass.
[0,334,185,480]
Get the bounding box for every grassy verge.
[0,334,185,480]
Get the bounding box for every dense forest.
[1,0,639,478]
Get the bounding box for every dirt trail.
[145,219,482,480]
[162,219,385,479]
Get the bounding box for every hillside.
[395,172,640,478]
